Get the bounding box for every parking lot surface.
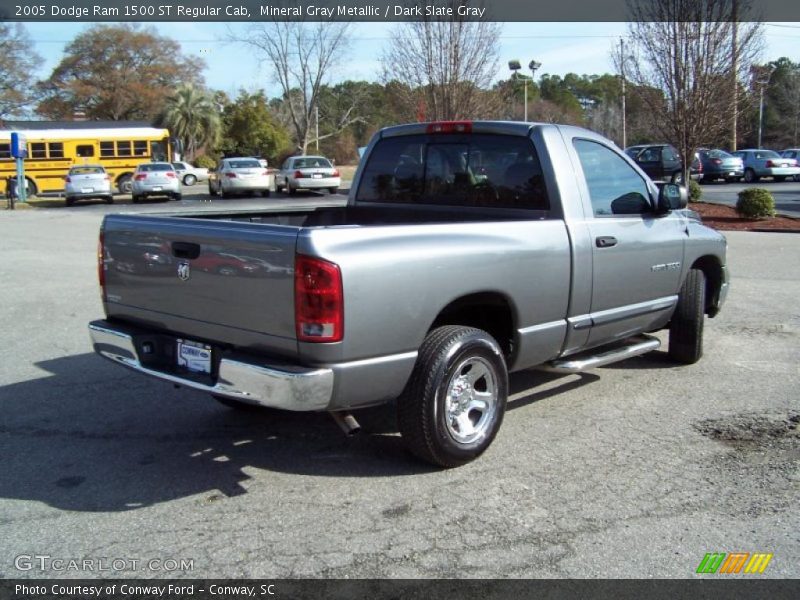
[0,203,797,578]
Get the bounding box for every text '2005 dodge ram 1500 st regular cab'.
[90,121,729,467]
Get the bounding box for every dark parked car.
[624,144,701,183]
[696,149,745,183]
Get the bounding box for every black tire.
[774,176,786,182]
[744,169,758,183]
[329,187,339,194]
[65,196,75,207]
[118,175,133,194]
[183,174,197,186]
[261,189,270,198]
[397,326,508,468]
[104,195,114,204]
[669,268,706,364]
[131,194,141,204]
[221,189,232,199]
[288,186,296,196]
[172,193,182,202]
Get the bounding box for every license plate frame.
[176,338,212,374]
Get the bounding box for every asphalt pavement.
[0,202,797,579]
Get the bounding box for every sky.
[20,21,800,100]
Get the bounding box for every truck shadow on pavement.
[0,352,614,512]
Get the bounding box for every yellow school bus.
[0,121,178,195]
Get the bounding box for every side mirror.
[657,183,688,212]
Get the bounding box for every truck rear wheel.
[669,268,705,364]
[398,326,508,468]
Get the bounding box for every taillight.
[262,170,270,176]
[426,121,473,134]
[765,160,774,168]
[294,170,305,179]
[295,255,343,343]
[332,169,340,177]
[135,173,146,180]
[166,172,176,178]
[98,231,106,301]
[712,159,722,165]
[64,176,71,183]
[225,172,237,178]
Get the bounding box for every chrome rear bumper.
[89,320,333,411]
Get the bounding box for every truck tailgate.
[101,214,299,355]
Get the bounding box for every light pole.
[755,66,775,149]
[509,59,541,122]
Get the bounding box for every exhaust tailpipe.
[330,411,361,437]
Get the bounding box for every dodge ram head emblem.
[177,261,191,281]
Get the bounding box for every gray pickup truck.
[89,121,729,467]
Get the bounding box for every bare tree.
[0,23,43,119]
[619,0,762,180]
[381,2,502,121]
[231,22,356,154]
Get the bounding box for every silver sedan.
[276,155,341,195]
[64,165,113,206]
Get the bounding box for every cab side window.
[574,139,652,217]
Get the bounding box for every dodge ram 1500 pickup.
[89,121,729,467]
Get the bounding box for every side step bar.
[541,334,661,374]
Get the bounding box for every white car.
[171,161,209,186]
[276,155,341,195]
[131,162,181,203]
[64,165,113,206]
[208,157,273,198]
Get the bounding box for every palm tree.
[158,85,220,161]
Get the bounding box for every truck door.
[632,146,662,180]
[571,138,686,349]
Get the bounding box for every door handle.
[596,236,618,248]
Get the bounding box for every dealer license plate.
[177,339,212,374]
[152,186,162,191]
[81,187,94,193]
[312,173,323,179]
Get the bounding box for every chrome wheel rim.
[443,356,498,445]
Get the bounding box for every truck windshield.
[356,134,549,210]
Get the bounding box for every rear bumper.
[89,320,333,411]
[290,177,341,189]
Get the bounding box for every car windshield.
[293,157,333,169]
[139,163,173,172]
[706,150,733,159]
[229,160,261,169]
[69,166,105,175]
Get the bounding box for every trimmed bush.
[736,188,776,219]
[688,179,702,203]
[194,155,217,170]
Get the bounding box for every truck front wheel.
[398,326,508,468]
[669,268,705,364]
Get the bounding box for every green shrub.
[194,155,217,170]
[736,188,776,219]
[688,179,702,202]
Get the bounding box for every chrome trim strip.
[567,315,593,331]
[590,295,678,327]
[89,322,333,411]
[517,320,566,336]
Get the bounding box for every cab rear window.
[356,134,549,210]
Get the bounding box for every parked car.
[131,162,181,203]
[780,149,800,181]
[208,157,272,198]
[90,120,729,467]
[171,161,209,186]
[275,155,341,195]
[624,144,701,183]
[696,149,745,183]
[731,149,800,183]
[64,164,113,206]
